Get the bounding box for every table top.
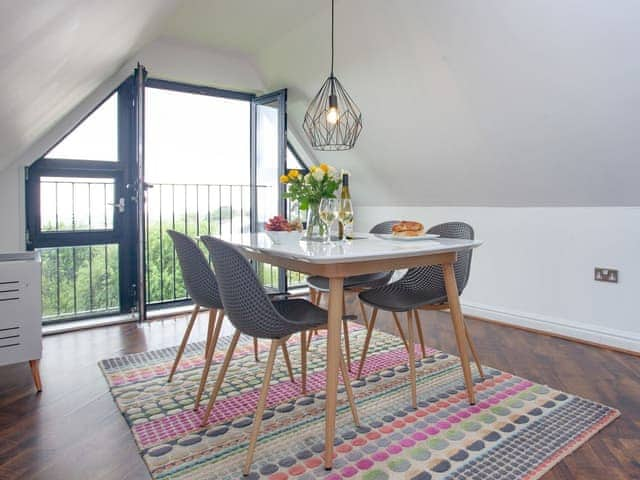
[222,233,482,264]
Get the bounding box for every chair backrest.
[369,220,401,234]
[398,222,474,298]
[200,236,292,339]
[167,230,222,309]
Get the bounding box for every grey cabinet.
[0,252,42,391]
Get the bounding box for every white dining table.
[225,232,483,470]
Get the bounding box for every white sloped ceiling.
[3,0,639,206]
[0,0,179,171]
[251,0,640,206]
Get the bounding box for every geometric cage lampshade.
[302,75,363,151]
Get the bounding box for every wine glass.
[338,198,354,240]
[319,198,339,243]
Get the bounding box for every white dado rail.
[0,252,42,392]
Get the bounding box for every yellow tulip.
[279,175,289,184]
[288,169,299,179]
[310,165,318,173]
[319,163,329,173]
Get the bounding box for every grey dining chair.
[357,222,484,404]
[305,220,399,370]
[167,230,277,411]
[200,235,359,476]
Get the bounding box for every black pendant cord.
[330,0,335,78]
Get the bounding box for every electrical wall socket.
[594,268,618,283]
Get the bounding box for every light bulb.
[326,106,339,124]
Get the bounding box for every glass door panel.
[39,244,120,321]
[144,82,252,306]
[39,177,116,232]
[252,90,287,291]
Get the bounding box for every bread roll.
[392,221,425,237]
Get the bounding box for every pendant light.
[303,0,363,151]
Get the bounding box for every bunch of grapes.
[264,216,293,231]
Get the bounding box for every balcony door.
[25,79,140,323]
[26,76,290,324]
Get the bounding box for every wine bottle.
[338,173,354,240]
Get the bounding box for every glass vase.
[304,202,328,242]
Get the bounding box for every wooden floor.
[0,298,638,480]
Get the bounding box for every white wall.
[357,206,640,353]
[0,163,24,252]
[0,38,265,252]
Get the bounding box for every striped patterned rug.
[99,324,619,479]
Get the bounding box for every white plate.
[374,233,440,241]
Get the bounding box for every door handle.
[108,197,126,213]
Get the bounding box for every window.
[286,144,308,171]
[46,94,118,162]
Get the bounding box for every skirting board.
[462,301,640,355]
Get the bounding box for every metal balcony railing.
[37,180,307,323]
[145,183,307,305]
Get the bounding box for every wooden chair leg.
[338,347,360,427]
[413,310,427,359]
[168,304,201,382]
[281,342,295,383]
[201,329,241,425]
[301,331,307,394]
[306,290,321,350]
[464,320,485,378]
[391,311,410,350]
[306,329,317,352]
[29,359,42,392]
[356,307,378,379]
[203,308,216,360]
[405,311,417,409]
[194,309,224,410]
[358,299,369,329]
[342,318,352,372]
[243,339,279,476]
[253,337,259,362]
[342,295,352,372]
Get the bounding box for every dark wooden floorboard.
[0,299,638,480]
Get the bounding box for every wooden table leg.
[442,262,476,404]
[29,359,42,392]
[324,277,344,470]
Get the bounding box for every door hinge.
[25,228,31,247]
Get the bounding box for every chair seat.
[272,299,328,334]
[359,284,448,312]
[307,271,393,292]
